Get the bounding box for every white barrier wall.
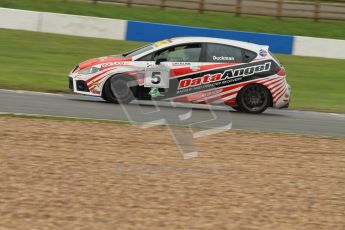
[0,7,127,40]
[293,36,345,59]
[41,13,127,40]
[0,8,41,31]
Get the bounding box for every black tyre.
[101,79,117,103]
[237,84,271,114]
[101,75,137,104]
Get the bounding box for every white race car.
[69,37,291,113]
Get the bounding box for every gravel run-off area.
[1,117,344,229]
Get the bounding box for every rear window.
[243,50,257,63]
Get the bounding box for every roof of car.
[129,36,269,60]
[169,36,267,52]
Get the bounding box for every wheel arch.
[100,73,139,98]
[236,82,273,107]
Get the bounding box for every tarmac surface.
[0,89,344,137]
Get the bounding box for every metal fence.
[89,0,345,21]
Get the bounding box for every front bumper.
[69,77,73,90]
[68,77,89,92]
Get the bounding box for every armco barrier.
[126,21,294,54]
[1,7,345,59]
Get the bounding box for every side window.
[206,43,243,63]
[243,50,257,63]
[138,53,153,61]
[139,43,202,62]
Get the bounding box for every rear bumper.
[273,83,291,109]
[281,101,289,109]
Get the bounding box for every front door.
[144,43,205,101]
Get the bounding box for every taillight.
[277,68,286,76]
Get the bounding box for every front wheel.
[237,84,271,114]
[102,75,137,104]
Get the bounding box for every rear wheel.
[237,84,271,114]
[101,75,137,104]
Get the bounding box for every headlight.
[78,67,100,75]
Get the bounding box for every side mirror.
[155,57,167,65]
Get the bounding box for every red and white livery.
[69,37,291,113]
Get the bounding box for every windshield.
[122,39,174,58]
[122,44,154,57]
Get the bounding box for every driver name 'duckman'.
[178,62,271,89]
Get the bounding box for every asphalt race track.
[0,89,344,137]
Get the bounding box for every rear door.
[188,43,245,103]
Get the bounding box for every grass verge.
[0,28,344,112]
[0,28,145,92]
[1,0,345,39]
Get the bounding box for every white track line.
[0,89,65,96]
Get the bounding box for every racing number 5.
[151,72,161,84]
